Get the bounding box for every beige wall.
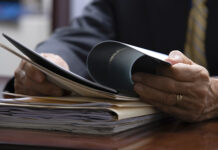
[0,15,51,77]
[0,0,91,77]
[0,0,52,77]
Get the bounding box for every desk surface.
[1,77,218,150]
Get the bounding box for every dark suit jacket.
[36,0,218,77]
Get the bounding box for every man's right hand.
[14,53,69,96]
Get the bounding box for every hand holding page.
[87,41,170,96]
[0,34,170,135]
[0,34,170,99]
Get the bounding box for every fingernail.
[168,51,183,61]
[169,53,180,60]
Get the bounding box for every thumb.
[165,50,194,65]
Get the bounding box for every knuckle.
[199,68,209,81]
[25,63,34,75]
[192,67,208,81]
[188,82,209,99]
[26,64,40,78]
[14,69,20,78]
[192,84,209,98]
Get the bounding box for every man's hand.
[133,51,218,122]
[14,53,69,96]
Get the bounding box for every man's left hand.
[132,50,218,122]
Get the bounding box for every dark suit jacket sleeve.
[35,0,116,78]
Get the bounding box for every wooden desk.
[1,77,218,150]
[1,119,218,150]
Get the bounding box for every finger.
[14,77,39,96]
[132,72,190,94]
[165,50,194,65]
[15,70,64,97]
[14,62,26,84]
[41,53,69,70]
[150,102,200,122]
[37,82,64,96]
[134,83,197,109]
[22,77,64,96]
[157,63,208,82]
[137,88,202,122]
[23,61,45,83]
[134,83,176,105]
[134,83,202,111]
[19,60,26,69]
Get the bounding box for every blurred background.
[0,0,92,77]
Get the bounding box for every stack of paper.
[0,35,169,135]
[0,94,164,135]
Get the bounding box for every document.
[0,34,170,100]
[0,34,169,134]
